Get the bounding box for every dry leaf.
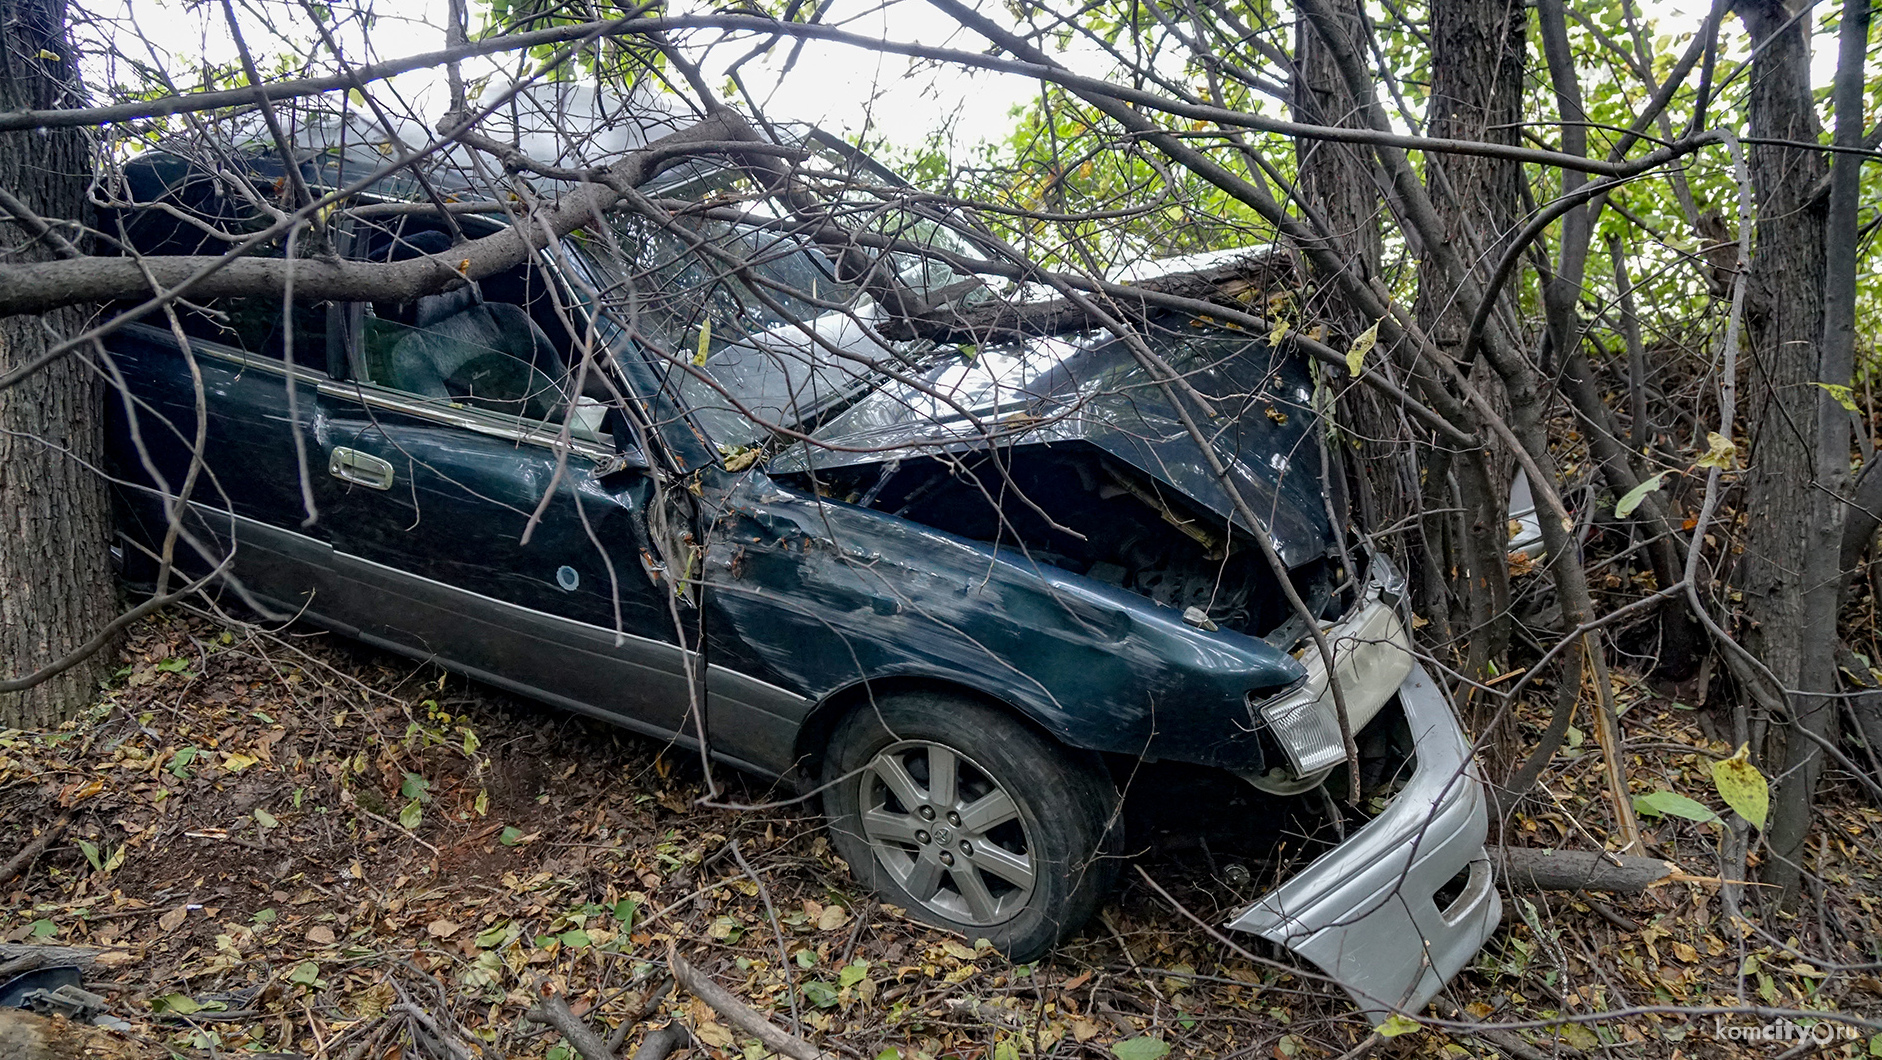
[306,925,336,946]
[157,907,187,933]
[817,904,848,932]
[428,919,460,938]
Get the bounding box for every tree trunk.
[1292,0,1405,568]
[1418,0,1523,718]
[0,0,115,729]
[1731,0,1836,905]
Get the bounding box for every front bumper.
[1226,663,1500,1020]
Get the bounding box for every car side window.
[166,297,332,365]
[352,220,586,426]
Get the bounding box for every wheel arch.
[792,674,1083,788]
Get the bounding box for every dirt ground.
[3,609,1879,1059]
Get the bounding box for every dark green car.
[104,138,1495,1015]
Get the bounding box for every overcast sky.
[88,0,1831,164]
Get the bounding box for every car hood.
[766,319,1335,569]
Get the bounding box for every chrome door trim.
[118,321,618,463]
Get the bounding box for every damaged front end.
[699,310,1495,1014]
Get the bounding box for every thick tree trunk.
[0,0,115,728]
[1731,0,1836,905]
[1292,0,1403,560]
[1418,0,1523,721]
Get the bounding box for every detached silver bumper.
[1226,663,1500,1020]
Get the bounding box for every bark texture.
[1731,0,1834,902]
[1417,0,1524,694]
[0,0,116,729]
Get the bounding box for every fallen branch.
[0,944,109,971]
[0,1009,148,1060]
[0,814,72,886]
[666,943,837,1060]
[1493,847,1677,893]
[631,1025,688,1060]
[528,995,616,1060]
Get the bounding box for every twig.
[728,839,801,1035]
[666,943,838,1060]
[528,995,616,1060]
[0,814,72,886]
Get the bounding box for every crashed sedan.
[102,129,1498,1018]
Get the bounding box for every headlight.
[1254,556,1415,778]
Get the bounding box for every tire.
[822,691,1121,962]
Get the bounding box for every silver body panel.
[1226,663,1500,1020]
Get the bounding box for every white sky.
[85,0,1846,163]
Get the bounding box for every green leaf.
[612,899,637,929]
[153,994,203,1014]
[156,658,190,673]
[547,1046,572,1060]
[499,826,525,846]
[398,799,423,829]
[1111,1037,1172,1060]
[76,838,102,873]
[28,919,57,938]
[559,929,591,949]
[251,908,277,925]
[1345,319,1381,377]
[1711,743,1769,829]
[400,772,430,801]
[1375,1013,1421,1037]
[288,961,322,986]
[475,923,511,948]
[795,948,817,969]
[876,1050,902,1060]
[253,809,279,829]
[1814,381,1860,413]
[1633,789,1719,823]
[802,981,840,1008]
[1614,472,1668,518]
[838,960,870,988]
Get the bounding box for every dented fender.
[700,472,1305,775]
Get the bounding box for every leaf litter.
[1,609,1879,1058]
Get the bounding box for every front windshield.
[588,209,890,448]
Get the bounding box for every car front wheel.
[822,691,1120,961]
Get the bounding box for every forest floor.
[3,609,1880,1059]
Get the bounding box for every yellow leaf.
[1345,319,1381,377]
[1694,431,1737,471]
[1376,1013,1420,1037]
[456,258,471,275]
[1710,743,1768,829]
[695,1022,734,1048]
[223,752,259,772]
[36,49,60,61]
[1813,382,1859,413]
[694,318,712,367]
[1267,317,1290,347]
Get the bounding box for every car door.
[310,217,696,741]
[103,153,347,619]
[104,294,343,620]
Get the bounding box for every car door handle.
[329,447,395,491]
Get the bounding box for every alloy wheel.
[857,740,1037,926]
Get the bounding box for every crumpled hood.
[766,319,1335,568]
